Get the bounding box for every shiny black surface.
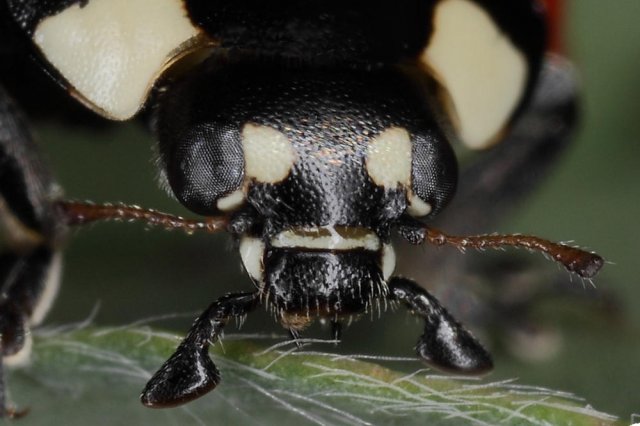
[0,0,557,413]
[158,60,457,224]
[390,277,493,373]
[263,248,385,318]
[140,292,258,407]
[0,85,61,237]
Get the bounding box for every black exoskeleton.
[0,0,603,415]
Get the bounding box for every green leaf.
[7,326,619,426]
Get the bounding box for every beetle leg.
[0,85,65,416]
[0,86,64,241]
[0,304,26,419]
[330,319,342,344]
[140,292,259,408]
[388,277,493,374]
[0,247,60,416]
[287,328,303,348]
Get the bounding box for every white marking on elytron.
[239,236,265,282]
[422,0,527,149]
[407,193,433,217]
[366,127,412,188]
[271,227,381,251]
[241,123,296,183]
[381,244,396,280]
[216,188,245,212]
[33,0,203,120]
[29,252,63,326]
[4,333,33,368]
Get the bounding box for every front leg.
[140,292,259,408]
[0,84,65,417]
[388,277,492,374]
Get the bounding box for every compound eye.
[169,123,245,215]
[365,127,456,218]
[410,134,457,218]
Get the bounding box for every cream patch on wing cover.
[34,0,202,120]
[422,0,527,149]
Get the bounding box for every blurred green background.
[13,0,640,422]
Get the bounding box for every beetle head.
[156,60,458,234]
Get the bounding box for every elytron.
[0,0,602,415]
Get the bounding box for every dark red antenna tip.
[424,227,604,279]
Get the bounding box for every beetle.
[0,0,603,416]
